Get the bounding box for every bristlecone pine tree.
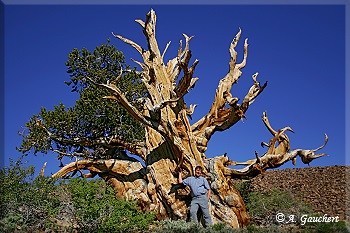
[19,9,328,228]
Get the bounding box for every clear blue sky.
[3,4,347,176]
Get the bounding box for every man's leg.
[198,196,212,227]
[189,199,199,222]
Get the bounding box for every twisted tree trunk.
[49,10,328,228]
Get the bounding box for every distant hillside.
[247,165,349,220]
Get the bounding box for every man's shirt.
[182,176,210,197]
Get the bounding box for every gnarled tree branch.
[51,158,145,179]
[45,10,329,229]
[35,119,147,160]
[191,29,266,153]
[215,113,328,179]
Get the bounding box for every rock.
[247,166,349,221]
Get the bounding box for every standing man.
[178,166,212,227]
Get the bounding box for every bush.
[0,158,60,232]
[245,187,313,226]
[314,221,349,233]
[156,219,202,233]
[156,219,241,233]
[298,215,350,233]
[59,177,156,232]
[0,158,156,232]
[234,181,350,232]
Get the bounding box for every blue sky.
[3,4,347,176]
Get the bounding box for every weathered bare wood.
[40,162,47,177]
[220,114,329,178]
[190,29,267,152]
[49,9,328,229]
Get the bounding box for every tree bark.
[48,10,328,228]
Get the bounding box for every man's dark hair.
[195,166,203,171]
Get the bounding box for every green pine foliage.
[18,41,147,160]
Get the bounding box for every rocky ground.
[247,165,349,221]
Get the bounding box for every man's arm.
[207,189,211,199]
[203,178,211,199]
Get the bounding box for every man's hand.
[178,169,183,184]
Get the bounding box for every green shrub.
[298,217,350,233]
[236,183,350,232]
[209,222,234,232]
[156,219,241,233]
[0,158,156,232]
[0,158,60,232]
[244,224,285,233]
[233,180,251,204]
[314,221,349,233]
[156,219,203,233]
[60,177,156,232]
[245,187,313,226]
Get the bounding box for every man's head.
[194,166,203,177]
